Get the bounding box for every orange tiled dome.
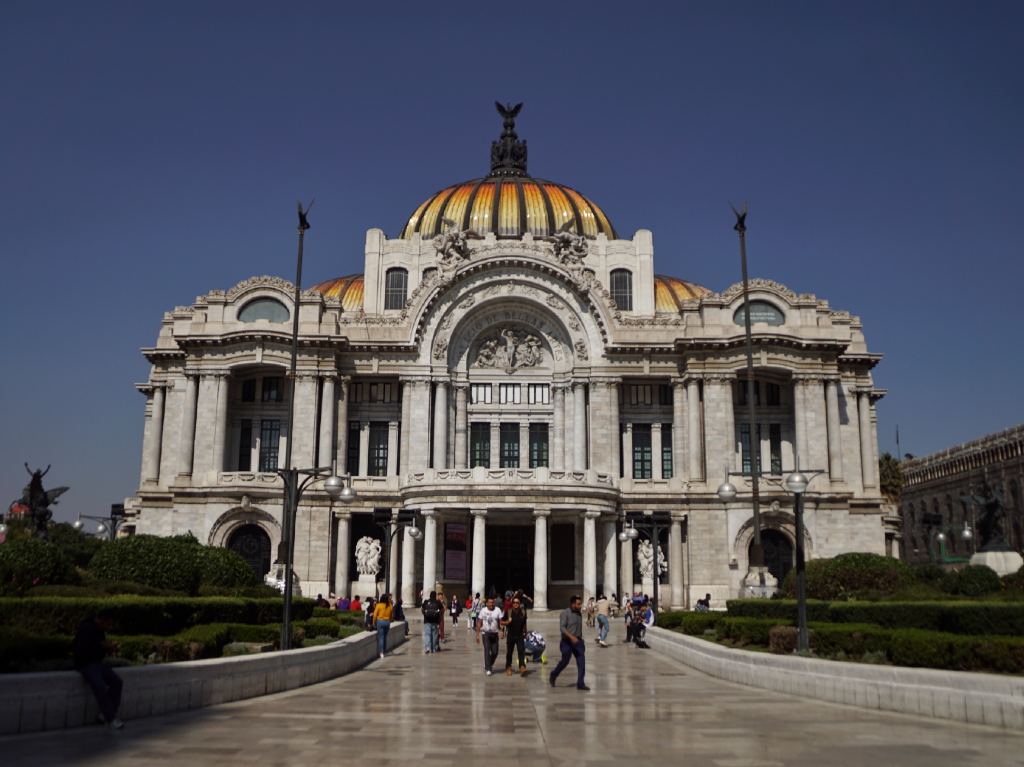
[654,275,711,311]
[309,274,363,311]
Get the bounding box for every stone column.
[687,377,704,481]
[335,377,350,473]
[433,381,449,469]
[859,391,877,490]
[583,511,599,604]
[143,384,166,484]
[652,422,664,479]
[212,373,230,473]
[793,379,807,467]
[489,422,500,468]
[401,522,417,606]
[519,422,530,469]
[533,509,549,610]
[669,515,685,609]
[672,380,687,481]
[388,522,399,598]
[398,379,411,477]
[825,378,844,481]
[387,421,399,476]
[335,512,351,598]
[178,373,199,478]
[422,510,437,597]
[552,385,566,471]
[623,423,634,479]
[318,375,336,469]
[358,422,369,476]
[573,382,587,471]
[454,384,468,469]
[471,509,487,599]
[408,379,431,471]
[603,520,618,598]
[609,381,621,479]
[620,536,634,598]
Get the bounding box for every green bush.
[45,523,106,568]
[911,563,948,584]
[197,547,260,589]
[1003,567,1024,592]
[680,612,724,636]
[0,538,79,595]
[29,580,183,597]
[301,635,336,647]
[89,535,203,595]
[177,623,234,658]
[726,599,831,622]
[225,623,280,645]
[655,610,686,630]
[0,630,73,673]
[779,553,914,600]
[197,583,285,598]
[297,617,342,639]
[807,622,892,658]
[717,617,790,646]
[943,565,1003,597]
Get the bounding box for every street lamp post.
[782,467,824,652]
[372,509,422,602]
[73,504,127,541]
[618,511,672,614]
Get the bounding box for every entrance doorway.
[485,525,533,599]
[755,529,794,585]
[227,524,271,579]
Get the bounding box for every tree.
[879,452,903,502]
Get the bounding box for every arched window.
[238,297,289,323]
[384,268,408,310]
[610,269,633,311]
[733,300,785,326]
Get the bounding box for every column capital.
[319,373,339,384]
[582,510,602,520]
[671,377,687,389]
[203,369,231,379]
[652,422,663,432]
[453,381,469,392]
[704,373,736,384]
[470,508,488,518]
[571,379,589,390]
[433,377,451,387]
[793,373,825,385]
[682,373,704,385]
[590,376,621,387]
[624,422,634,433]
[532,508,551,518]
[333,510,353,521]
[400,375,432,384]
[183,368,201,379]
[421,508,437,519]
[551,382,569,393]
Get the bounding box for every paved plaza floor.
[3,613,1024,766]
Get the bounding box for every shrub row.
[726,599,1024,636]
[0,596,315,636]
[656,610,724,636]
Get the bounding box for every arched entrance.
[227,524,272,578]
[753,529,794,585]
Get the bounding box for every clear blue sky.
[2,1,1022,522]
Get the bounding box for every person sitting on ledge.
[73,607,124,730]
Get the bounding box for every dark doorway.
[486,525,533,599]
[756,529,794,585]
[227,524,271,578]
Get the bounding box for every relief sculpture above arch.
[474,327,544,373]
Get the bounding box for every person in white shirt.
[475,596,504,676]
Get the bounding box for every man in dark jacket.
[421,590,443,653]
[73,608,124,729]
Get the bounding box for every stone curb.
[647,626,1024,730]
[0,622,406,736]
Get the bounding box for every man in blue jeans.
[595,593,610,647]
[421,590,443,653]
[549,594,588,691]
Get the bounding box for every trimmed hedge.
[0,596,314,636]
[727,599,1024,636]
[196,547,261,589]
[717,616,792,646]
[0,630,74,673]
[780,552,914,600]
[943,565,1002,597]
[0,538,79,596]
[89,535,203,595]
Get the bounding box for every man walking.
[594,593,610,647]
[421,590,443,653]
[549,595,588,691]
[475,595,503,676]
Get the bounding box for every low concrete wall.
[647,626,1024,729]
[0,622,406,736]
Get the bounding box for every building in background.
[128,109,890,608]
[900,424,1024,564]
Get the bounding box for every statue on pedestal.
[9,464,68,539]
[355,536,382,577]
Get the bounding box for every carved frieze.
[474,327,544,372]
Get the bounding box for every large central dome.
[400,103,617,241]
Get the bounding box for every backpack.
[423,601,441,621]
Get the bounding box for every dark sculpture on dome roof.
[489,101,528,178]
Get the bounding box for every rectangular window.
[739,423,767,476]
[500,422,520,467]
[444,522,467,580]
[384,268,408,311]
[350,383,363,403]
[238,419,252,471]
[367,382,393,403]
[529,423,549,468]
[550,523,575,581]
[499,383,521,404]
[527,384,550,405]
[470,422,490,468]
[629,384,652,406]
[368,422,388,476]
[262,377,284,403]
[241,379,256,403]
[658,384,673,406]
[632,423,652,479]
[769,423,782,474]
[766,382,781,407]
[346,421,360,476]
[258,419,280,472]
[471,383,492,404]
[662,423,673,479]
[736,380,760,407]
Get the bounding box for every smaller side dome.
[310,274,364,311]
[654,275,711,312]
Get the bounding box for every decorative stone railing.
[218,472,281,485]
[405,467,615,487]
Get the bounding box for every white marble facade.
[129,116,892,609]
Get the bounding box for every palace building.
[129,108,892,609]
